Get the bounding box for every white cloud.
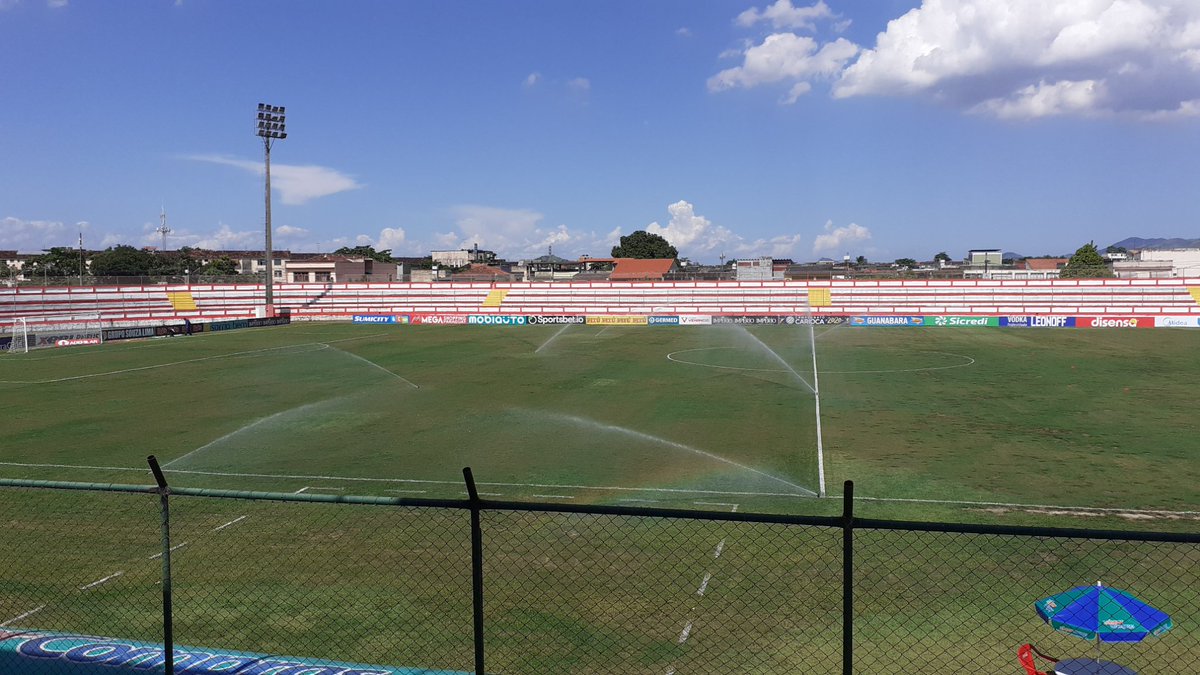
[374,227,408,252]
[189,223,259,250]
[0,0,22,10]
[186,155,362,205]
[643,200,808,260]
[833,0,1200,119]
[0,217,89,252]
[275,225,308,238]
[812,220,871,255]
[523,72,542,88]
[676,27,693,38]
[736,0,834,31]
[47,0,67,7]
[708,34,859,95]
[437,205,610,259]
[971,79,1106,119]
[647,201,739,256]
[567,77,591,96]
[782,81,813,103]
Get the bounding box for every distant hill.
[1109,237,1200,250]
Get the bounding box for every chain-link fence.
[1,472,1197,674]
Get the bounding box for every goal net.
[6,314,104,353]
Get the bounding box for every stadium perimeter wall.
[2,278,1199,330]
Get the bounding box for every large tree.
[90,245,155,276]
[1060,241,1114,278]
[200,256,239,276]
[934,251,951,263]
[611,230,677,259]
[24,247,83,277]
[334,245,393,262]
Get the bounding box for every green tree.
[334,245,393,262]
[894,257,918,268]
[1105,245,1129,254]
[934,251,951,263]
[855,255,867,266]
[25,247,82,277]
[611,230,677,259]
[1060,241,1114,278]
[90,245,155,276]
[200,256,238,276]
[0,262,14,279]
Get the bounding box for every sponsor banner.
[782,315,848,325]
[352,315,396,324]
[1075,316,1155,329]
[468,315,527,325]
[648,315,680,325]
[526,315,586,325]
[34,331,103,348]
[54,338,101,347]
[1155,316,1200,328]
[0,336,10,350]
[1002,316,1076,328]
[0,630,468,675]
[248,316,291,328]
[412,313,470,325]
[586,315,648,326]
[103,326,156,341]
[209,319,250,332]
[849,316,924,327]
[678,315,713,326]
[711,316,781,325]
[922,316,1000,327]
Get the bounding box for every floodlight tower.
[155,206,171,252]
[255,103,287,314]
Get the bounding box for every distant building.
[734,256,786,281]
[285,255,402,283]
[431,244,496,268]
[1132,248,1200,277]
[609,258,677,281]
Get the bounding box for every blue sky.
[2,0,1199,263]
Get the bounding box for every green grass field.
[1,322,1197,673]
[2,321,1198,519]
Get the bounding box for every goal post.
[7,314,104,352]
[5,318,28,354]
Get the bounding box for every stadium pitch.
[1,321,1198,520]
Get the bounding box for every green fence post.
[463,467,486,675]
[148,455,174,675]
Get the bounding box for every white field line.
[163,398,344,468]
[462,491,503,497]
[294,487,310,494]
[531,494,575,500]
[385,489,428,495]
[0,343,331,385]
[0,330,391,384]
[325,344,419,389]
[0,321,305,363]
[1,605,45,627]
[534,324,572,354]
[79,571,124,591]
[536,411,817,497]
[618,498,658,503]
[301,486,345,492]
[213,515,248,532]
[595,327,609,337]
[696,572,712,596]
[713,539,726,559]
[694,501,740,508]
[666,347,977,375]
[148,541,187,560]
[677,620,693,644]
[8,460,1195,517]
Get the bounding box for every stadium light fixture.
[256,102,287,314]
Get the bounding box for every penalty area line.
[1,605,45,627]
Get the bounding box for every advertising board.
[647,316,680,325]
[1074,316,1155,329]
[585,316,648,326]
[678,315,713,325]
[782,316,847,325]
[412,314,469,325]
[352,315,396,324]
[33,332,104,348]
[711,316,780,325]
[526,315,586,325]
[1002,316,1075,328]
[102,326,156,341]
[468,315,527,325]
[1155,316,1200,328]
[921,316,1000,327]
[849,316,923,326]
[0,630,468,675]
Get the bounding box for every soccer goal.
[7,314,104,352]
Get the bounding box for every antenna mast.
[154,206,172,252]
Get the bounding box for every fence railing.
[1,462,1196,675]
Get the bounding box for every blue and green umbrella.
[1035,582,1173,647]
